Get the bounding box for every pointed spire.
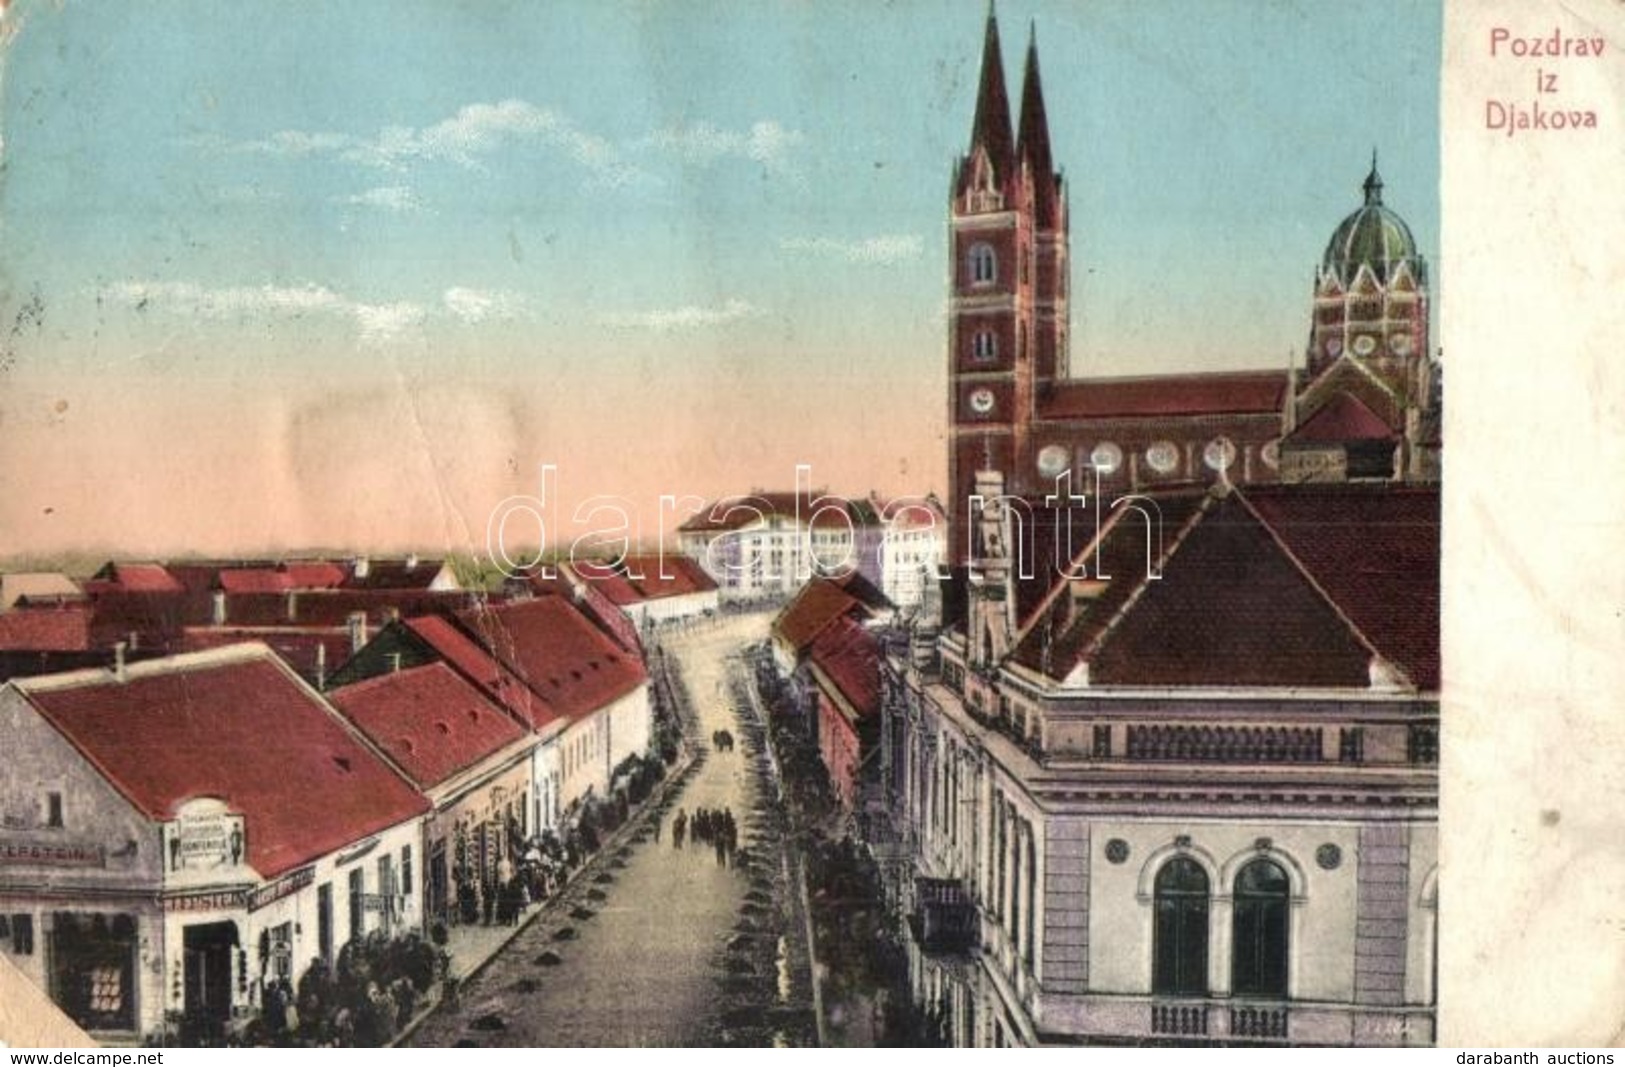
[967,2,1015,185]
[1017,18,1056,222]
[1363,148,1384,206]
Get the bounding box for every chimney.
[211,590,227,626]
[353,556,370,580]
[347,611,368,653]
[113,641,128,683]
[315,643,327,690]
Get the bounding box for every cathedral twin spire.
[961,4,1060,222]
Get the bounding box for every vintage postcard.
[0,0,1619,1050]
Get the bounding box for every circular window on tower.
[1090,441,1123,474]
[1203,437,1237,472]
[1352,334,1378,357]
[1036,444,1069,479]
[1145,440,1179,474]
[968,388,995,416]
[1260,440,1281,469]
[1389,334,1413,357]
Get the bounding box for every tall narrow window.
[1232,859,1290,998]
[971,330,997,362]
[1153,858,1209,996]
[317,884,333,964]
[46,792,63,828]
[969,243,996,285]
[348,868,365,945]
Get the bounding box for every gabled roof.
[772,579,866,658]
[808,615,882,722]
[457,597,647,724]
[329,663,529,792]
[1008,484,1439,692]
[19,645,428,879]
[0,572,84,612]
[1241,485,1439,690]
[530,571,643,653]
[401,615,557,730]
[1039,371,1287,420]
[89,561,184,594]
[1285,391,1396,445]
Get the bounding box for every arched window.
[971,330,997,362]
[1153,857,1209,995]
[969,243,996,285]
[1232,858,1290,998]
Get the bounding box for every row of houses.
[0,556,718,1042]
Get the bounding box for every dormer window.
[968,243,996,286]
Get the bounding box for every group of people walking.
[668,806,740,866]
[711,728,735,752]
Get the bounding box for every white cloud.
[343,185,423,213]
[780,234,923,265]
[443,287,523,324]
[231,99,647,187]
[600,298,760,332]
[639,120,805,171]
[102,281,425,346]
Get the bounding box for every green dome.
[1321,159,1420,286]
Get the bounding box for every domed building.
[1285,157,1440,484]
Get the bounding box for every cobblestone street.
[405,612,815,1047]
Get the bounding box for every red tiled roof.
[1011,485,1439,691]
[342,559,449,591]
[530,573,643,653]
[772,580,863,657]
[1086,495,1377,688]
[567,556,719,606]
[1286,391,1396,444]
[217,563,347,594]
[1039,371,1287,420]
[1010,491,1211,676]
[457,598,647,724]
[1241,485,1439,690]
[94,562,185,594]
[808,616,881,719]
[0,606,93,652]
[329,663,528,791]
[23,648,428,878]
[402,615,558,730]
[178,628,353,686]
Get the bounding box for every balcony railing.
[1126,725,1323,763]
[1150,1002,1209,1037]
[1229,1004,1290,1040]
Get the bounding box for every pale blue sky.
[0,0,1440,556]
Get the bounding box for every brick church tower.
[947,10,1066,566]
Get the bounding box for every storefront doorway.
[182,921,238,1041]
